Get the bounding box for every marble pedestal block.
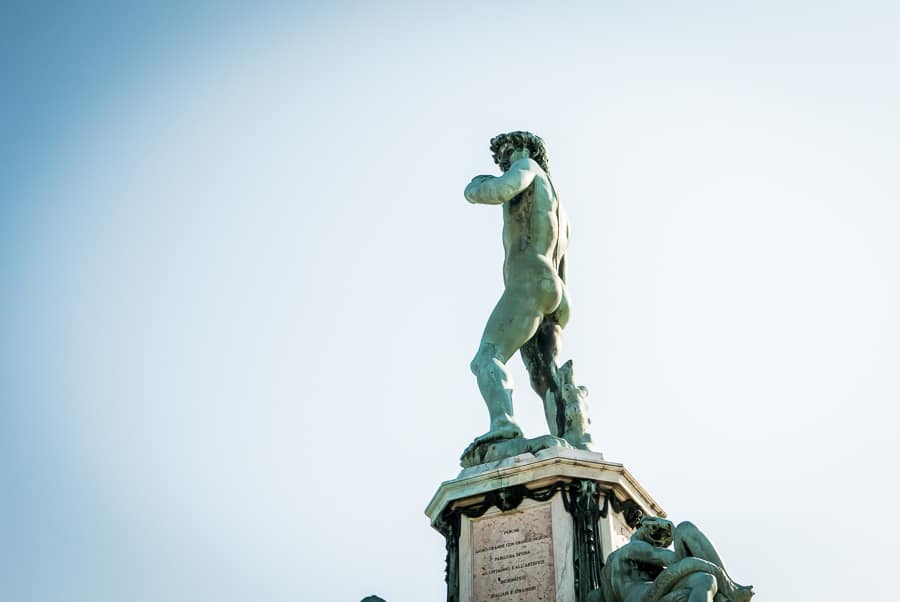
[425,448,664,602]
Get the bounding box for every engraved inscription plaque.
[472,503,555,601]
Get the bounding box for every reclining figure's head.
[633,516,675,548]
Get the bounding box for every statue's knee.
[676,521,699,535]
[470,344,498,375]
[702,573,717,594]
[683,572,716,595]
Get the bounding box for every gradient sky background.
[2,2,899,601]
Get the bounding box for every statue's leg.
[673,522,724,568]
[469,286,545,443]
[673,525,752,602]
[654,576,715,602]
[658,592,690,602]
[520,284,570,436]
[521,318,563,434]
[680,573,717,602]
[469,342,522,441]
[644,558,751,602]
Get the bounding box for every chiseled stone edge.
[425,447,665,527]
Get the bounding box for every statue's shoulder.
[507,156,544,176]
[525,157,550,182]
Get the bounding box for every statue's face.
[508,147,529,164]
[498,143,528,171]
[638,518,674,548]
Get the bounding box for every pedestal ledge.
[426,447,666,602]
[425,447,664,528]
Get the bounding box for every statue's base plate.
[459,433,578,468]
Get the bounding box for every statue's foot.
[460,432,572,469]
[730,585,753,602]
[461,423,523,461]
[717,583,753,602]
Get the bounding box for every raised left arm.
[464,158,539,205]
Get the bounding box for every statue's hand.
[464,175,499,204]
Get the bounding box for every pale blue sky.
[2,2,898,601]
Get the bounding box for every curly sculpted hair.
[489,131,549,172]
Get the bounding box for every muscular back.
[490,161,568,288]
[465,157,570,313]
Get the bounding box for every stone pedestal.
[425,448,664,602]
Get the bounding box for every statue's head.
[490,131,549,172]
[632,517,674,548]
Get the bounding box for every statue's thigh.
[658,590,691,602]
[481,289,543,358]
[675,572,717,596]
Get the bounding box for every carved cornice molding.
[436,478,644,602]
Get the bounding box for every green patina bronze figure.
[461,131,594,467]
[600,517,753,602]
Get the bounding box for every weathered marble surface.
[428,447,662,518]
[471,503,556,601]
[427,448,665,602]
[458,495,576,602]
